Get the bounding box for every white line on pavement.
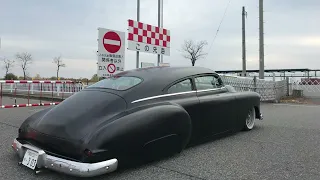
[273,103,320,108]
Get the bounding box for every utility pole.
[259,0,264,79]
[242,6,247,77]
[136,0,140,68]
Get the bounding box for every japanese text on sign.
[98,65,124,72]
[127,41,170,56]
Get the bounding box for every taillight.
[12,142,17,149]
[84,149,93,156]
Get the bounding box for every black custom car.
[12,66,263,177]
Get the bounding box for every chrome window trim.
[131,86,226,104]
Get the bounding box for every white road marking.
[273,103,320,108]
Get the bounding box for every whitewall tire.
[244,107,256,131]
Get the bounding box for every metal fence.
[288,78,320,98]
[220,75,288,102]
[1,82,83,94]
[220,75,320,101]
[0,80,84,108]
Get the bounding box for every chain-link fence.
[288,78,320,98]
[220,74,288,102]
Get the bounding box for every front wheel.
[243,107,256,131]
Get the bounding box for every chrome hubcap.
[246,108,255,129]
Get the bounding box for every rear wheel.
[243,107,256,131]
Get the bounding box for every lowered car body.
[12,66,263,177]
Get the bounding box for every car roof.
[117,66,217,85]
[113,66,218,103]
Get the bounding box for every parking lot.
[1,96,320,180]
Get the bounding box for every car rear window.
[87,76,142,90]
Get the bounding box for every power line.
[205,0,232,59]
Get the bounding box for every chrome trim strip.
[131,90,197,103]
[131,87,227,104]
[12,139,118,177]
[196,87,226,93]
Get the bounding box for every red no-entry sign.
[97,28,125,78]
[107,63,116,73]
[103,31,121,53]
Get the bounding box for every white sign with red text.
[98,28,125,78]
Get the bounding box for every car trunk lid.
[29,90,127,141]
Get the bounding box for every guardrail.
[0,80,83,108]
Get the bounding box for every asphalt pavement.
[1,97,320,180]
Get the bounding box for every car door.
[194,74,237,138]
[164,78,200,123]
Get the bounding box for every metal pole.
[157,0,161,66]
[136,0,140,68]
[160,0,163,63]
[242,6,247,77]
[272,72,275,82]
[259,0,264,79]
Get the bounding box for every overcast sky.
[1,0,319,79]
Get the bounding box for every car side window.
[167,79,193,94]
[195,75,223,90]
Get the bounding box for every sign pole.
[160,0,163,64]
[157,0,161,66]
[136,0,140,69]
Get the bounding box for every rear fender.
[234,92,261,120]
[86,102,192,158]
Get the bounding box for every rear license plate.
[22,149,39,170]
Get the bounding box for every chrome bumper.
[11,138,118,177]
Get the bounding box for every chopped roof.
[117,66,216,83]
[115,66,218,102]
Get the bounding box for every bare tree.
[53,55,66,79]
[180,40,208,66]
[1,57,15,76]
[15,52,33,80]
